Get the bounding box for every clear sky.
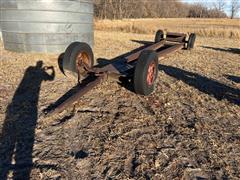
[181,0,240,17]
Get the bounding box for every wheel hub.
[147,62,156,86]
[76,52,91,78]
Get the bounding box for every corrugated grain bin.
[0,27,2,41]
[0,0,94,53]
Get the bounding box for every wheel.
[62,42,81,75]
[62,42,94,80]
[187,33,196,50]
[134,50,159,95]
[155,30,164,43]
[58,53,65,75]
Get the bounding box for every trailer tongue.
[48,30,196,115]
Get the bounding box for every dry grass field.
[95,18,240,39]
[0,18,240,179]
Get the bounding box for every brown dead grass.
[0,20,240,179]
[95,18,240,39]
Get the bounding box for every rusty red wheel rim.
[147,62,156,86]
[76,51,91,73]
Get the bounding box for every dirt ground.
[0,30,240,179]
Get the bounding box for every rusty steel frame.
[49,74,106,115]
[49,31,187,115]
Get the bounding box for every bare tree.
[94,0,228,19]
[188,3,207,18]
[230,0,240,19]
[213,0,226,12]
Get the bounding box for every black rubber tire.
[62,42,81,74]
[134,50,159,96]
[58,53,65,75]
[187,33,196,50]
[155,30,164,43]
[63,42,94,75]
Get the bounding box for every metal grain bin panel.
[0,0,94,53]
[0,26,2,41]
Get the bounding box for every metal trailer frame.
[48,30,196,115]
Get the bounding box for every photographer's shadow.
[0,61,55,179]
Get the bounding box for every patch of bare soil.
[0,31,240,179]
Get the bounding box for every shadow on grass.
[0,61,55,180]
[159,65,240,106]
[202,46,240,55]
[225,75,240,84]
[131,40,154,46]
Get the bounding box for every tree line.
[94,0,240,19]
